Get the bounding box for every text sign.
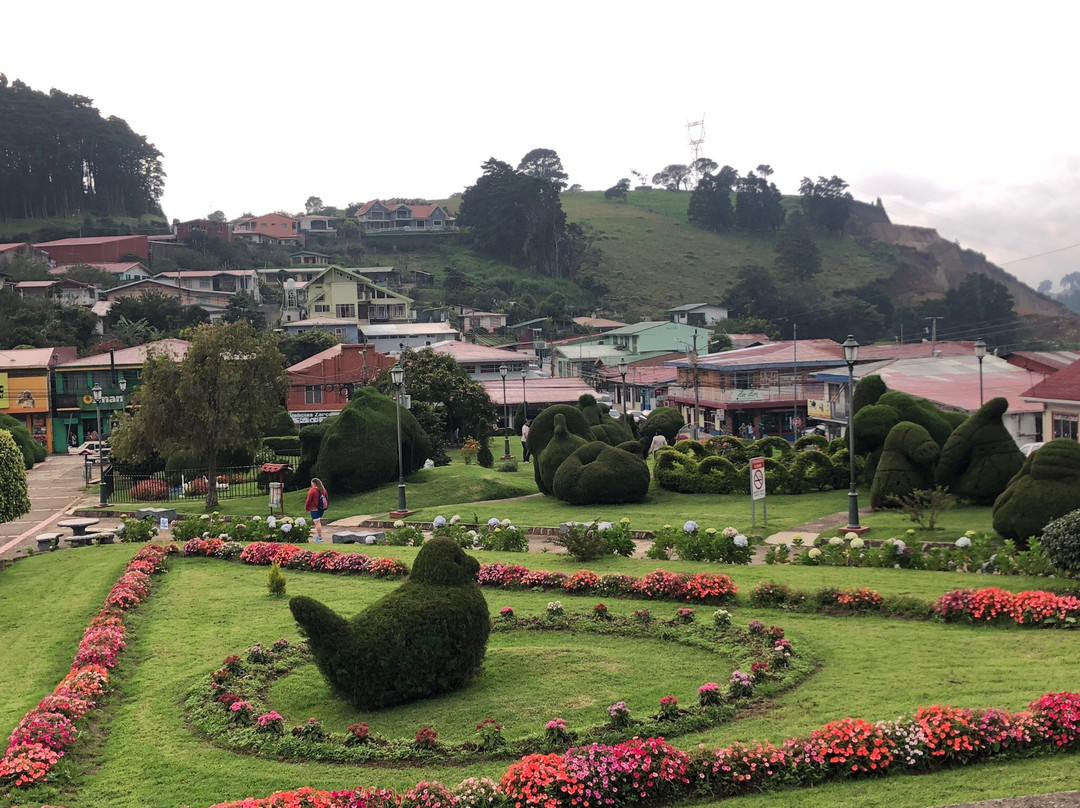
[750,456,766,501]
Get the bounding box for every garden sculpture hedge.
[654,440,841,495]
[638,406,684,454]
[1039,508,1080,575]
[536,413,589,494]
[876,391,954,446]
[0,413,46,469]
[934,397,1023,505]
[551,441,651,505]
[313,386,432,494]
[992,439,1080,548]
[289,536,490,710]
[852,374,888,414]
[870,421,940,510]
[526,404,592,492]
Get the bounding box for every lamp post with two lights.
[390,364,410,516]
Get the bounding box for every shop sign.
[291,410,337,424]
[807,398,832,418]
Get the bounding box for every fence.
[106,465,273,505]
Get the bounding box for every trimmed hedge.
[289,537,489,710]
[0,413,46,469]
[536,413,589,495]
[994,439,1080,549]
[261,436,301,456]
[551,442,651,505]
[934,397,1023,505]
[870,421,939,510]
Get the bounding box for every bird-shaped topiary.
[536,413,589,494]
[870,421,940,510]
[551,441,651,505]
[934,397,1024,505]
[993,439,1080,549]
[288,537,490,710]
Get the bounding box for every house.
[103,277,232,319]
[572,316,628,333]
[355,201,454,232]
[231,214,300,246]
[298,215,336,238]
[482,377,599,415]
[0,346,78,452]
[428,341,529,382]
[301,266,413,324]
[175,219,231,242]
[456,308,507,333]
[285,343,395,425]
[53,340,188,450]
[14,279,99,306]
[290,250,332,266]
[280,318,361,342]
[50,261,152,283]
[669,303,729,327]
[359,323,461,353]
[597,362,678,416]
[0,242,50,265]
[552,321,713,380]
[34,235,149,263]
[152,270,261,302]
[1021,358,1080,442]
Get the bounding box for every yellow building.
[0,347,77,452]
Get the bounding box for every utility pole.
[925,316,944,355]
[792,324,799,441]
[692,331,700,440]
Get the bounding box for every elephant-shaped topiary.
[526,406,592,494]
[551,441,651,505]
[870,421,940,510]
[934,397,1023,505]
[289,537,490,710]
[993,439,1080,549]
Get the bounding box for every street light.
[390,364,408,515]
[617,359,628,413]
[520,367,528,420]
[91,383,106,507]
[499,364,512,459]
[676,335,701,440]
[974,338,987,406]
[842,335,861,531]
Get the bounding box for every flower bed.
[0,543,171,789]
[934,587,1080,627]
[184,613,806,765]
[181,539,409,578]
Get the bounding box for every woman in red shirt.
[304,478,328,542]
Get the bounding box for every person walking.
[305,478,329,542]
[521,420,531,462]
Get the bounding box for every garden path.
[937,793,1080,808]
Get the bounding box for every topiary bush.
[551,442,651,505]
[0,413,46,469]
[794,434,829,452]
[934,397,1023,505]
[264,409,299,437]
[1039,508,1080,575]
[638,407,684,455]
[790,451,837,493]
[993,439,1080,549]
[314,386,431,494]
[262,436,301,456]
[672,438,708,459]
[289,537,490,710]
[852,374,888,414]
[526,405,592,492]
[870,421,939,510]
[875,391,954,446]
[852,404,899,455]
[477,440,494,468]
[536,413,588,495]
[0,429,30,524]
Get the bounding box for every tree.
[0,429,30,524]
[517,148,568,189]
[652,164,690,191]
[688,169,736,232]
[221,291,266,328]
[938,274,1017,349]
[630,169,650,188]
[277,329,341,368]
[207,210,226,222]
[604,178,631,200]
[723,266,779,320]
[798,175,853,233]
[305,196,323,214]
[734,170,785,232]
[107,292,209,336]
[110,321,287,508]
[774,211,822,279]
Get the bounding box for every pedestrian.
[649,433,668,457]
[521,419,531,462]
[305,478,329,542]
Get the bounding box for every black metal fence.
[106,465,270,504]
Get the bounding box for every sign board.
[750,456,766,501]
[291,410,337,424]
[0,373,6,409]
[159,517,170,532]
[807,398,832,419]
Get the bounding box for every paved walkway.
[0,453,122,560]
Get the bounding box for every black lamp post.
[618,359,627,413]
[842,335,861,531]
[974,338,987,406]
[92,383,106,506]
[520,367,528,419]
[390,364,408,515]
[499,363,512,459]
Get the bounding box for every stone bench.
[68,536,95,548]
[87,527,121,544]
[332,530,386,545]
[36,533,62,552]
[136,507,176,523]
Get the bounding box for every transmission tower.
[687,117,706,166]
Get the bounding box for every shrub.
[497,456,519,472]
[0,430,31,524]
[267,563,286,597]
[477,440,494,468]
[551,442,651,505]
[1039,509,1080,574]
[262,435,301,455]
[460,436,480,465]
[289,537,490,710]
[0,413,46,469]
[794,433,829,451]
[870,422,940,510]
[790,450,836,492]
[554,520,634,562]
[993,439,1080,548]
[886,486,957,529]
[935,397,1023,505]
[536,413,589,495]
[130,478,170,501]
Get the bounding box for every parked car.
[70,440,108,459]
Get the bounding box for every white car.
[1019,442,1044,457]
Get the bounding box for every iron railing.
[106,464,285,504]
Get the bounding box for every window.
[335,304,355,318]
[314,304,330,313]
[1052,412,1078,440]
[199,280,211,289]
[305,386,323,404]
[731,371,754,389]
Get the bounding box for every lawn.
[2,542,1078,808]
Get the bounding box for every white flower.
[597,521,614,531]
[894,539,907,553]
[394,519,405,529]
[282,516,293,523]
[500,518,511,527]
[733,534,748,548]
[450,514,461,525]
[466,530,478,539]
[296,517,306,527]
[808,547,822,558]
[267,516,277,529]
[684,520,698,533]
[850,537,865,549]
[829,536,844,546]
[721,526,738,538]
[488,518,500,527]
[433,516,447,528]
[280,523,292,533]
[251,515,263,521]
[201,532,210,539]
[844,531,859,540]
[955,536,971,549]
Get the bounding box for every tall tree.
[652,164,690,190]
[688,169,737,232]
[107,292,209,336]
[798,175,853,233]
[221,291,266,328]
[774,211,822,279]
[305,196,323,214]
[604,178,631,200]
[517,148,568,189]
[110,322,287,508]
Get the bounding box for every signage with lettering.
[1,374,50,411]
[291,410,337,424]
[0,373,7,409]
[750,456,766,501]
[807,398,832,419]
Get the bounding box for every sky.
[5,1,1079,290]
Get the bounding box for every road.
[0,453,100,559]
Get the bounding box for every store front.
[0,371,53,449]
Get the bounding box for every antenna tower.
[688,117,706,166]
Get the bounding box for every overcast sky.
[6,1,1078,289]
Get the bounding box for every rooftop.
[58,339,189,368]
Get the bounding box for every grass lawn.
[2,546,1078,808]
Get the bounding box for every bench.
[332,530,386,545]
[36,533,62,552]
[67,536,95,548]
[87,527,121,544]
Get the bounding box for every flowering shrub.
[633,608,651,624]
[130,478,170,500]
[544,718,574,751]
[934,587,1080,626]
[546,601,564,619]
[345,722,370,747]
[834,588,885,610]
[256,712,285,735]
[414,726,439,750]
[729,670,754,699]
[480,519,528,552]
[659,695,679,720]
[291,718,327,743]
[1031,691,1080,747]
[455,777,500,808]
[608,701,632,729]
[699,682,722,707]
[564,569,600,593]
[401,780,457,808]
[674,607,695,624]
[592,603,610,620]
[0,742,62,787]
[228,701,254,727]
[499,606,515,622]
[805,717,896,774]
[712,608,731,629]
[387,522,426,546]
[475,718,506,752]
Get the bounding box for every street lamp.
[520,367,528,420]
[91,383,106,507]
[390,364,408,515]
[974,338,987,406]
[499,363,512,459]
[617,359,628,413]
[842,335,861,531]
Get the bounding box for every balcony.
[666,381,826,408]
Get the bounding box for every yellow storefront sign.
[807,398,832,419]
[0,372,7,409]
